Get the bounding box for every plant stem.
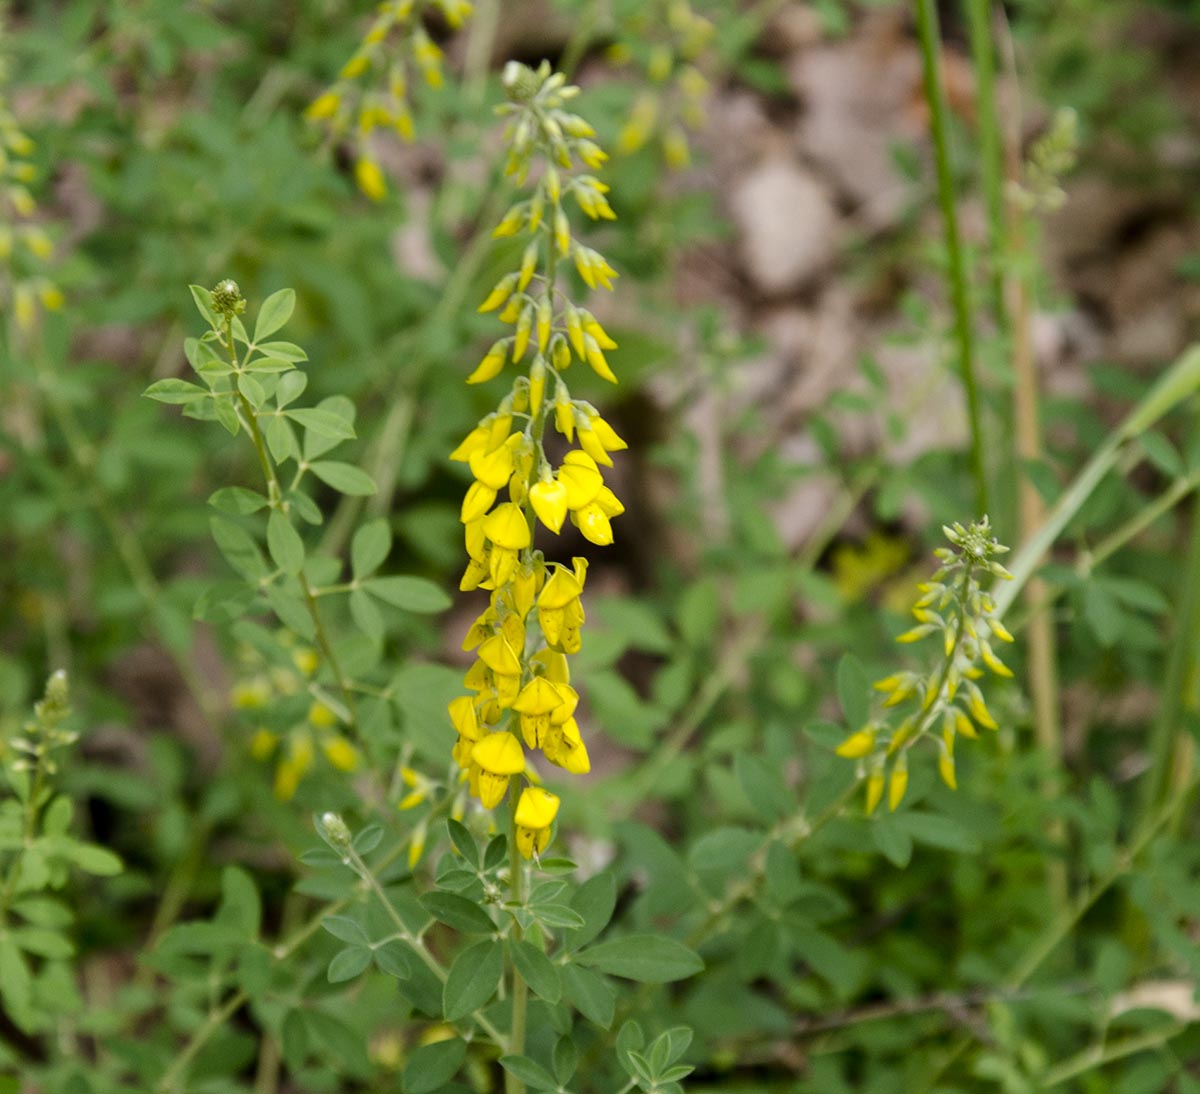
[916,0,989,517]
[993,345,1200,618]
[963,0,1007,339]
[1136,484,1200,821]
[506,793,528,1094]
[224,319,358,731]
[1042,1022,1186,1087]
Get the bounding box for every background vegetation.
[2,0,1200,1090]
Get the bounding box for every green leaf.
[561,963,615,1028]
[209,487,268,515]
[210,516,266,581]
[322,915,368,946]
[419,891,496,934]
[13,927,72,959]
[895,812,982,854]
[836,653,870,730]
[403,1038,466,1094]
[446,820,479,869]
[189,284,218,328]
[144,378,209,404]
[511,940,561,1003]
[575,934,703,983]
[265,414,299,463]
[375,939,414,978]
[287,407,356,441]
[219,865,261,939]
[368,576,452,613]
[568,872,617,950]
[310,461,377,496]
[350,587,385,641]
[352,519,392,580]
[267,511,305,576]
[304,1010,369,1073]
[254,288,296,342]
[327,946,372,983]
[443,939,503,1021]
[870,816,914,868]
[499,1056,557,1090]
[256,340,308,362]
[213,394,241,435]
[275,370,308,408]
[238,372,266,407]
[736,754,794,822]
[61,841,123,876]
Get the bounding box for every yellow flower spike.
[577,425,614,468]
[565,305,585,357]
[355,157,387,201]
[557,451,604,509]
[865,770,885,816]
[529,358,547,418]
[954,709,978,739]
[308,702,338,729]
[574,503,614,546]
[448,695,483,741]
[589,414,627,451]
[323,736,361,772]
[836,727,875,759]
[489,546,520,591]
[531,647,570,685]
[938,748,957,791]
[515,787,560,859]
[545,717,591,774]
[555,392,576,441]
[513,305,533,361]
[595,486,625,518]
[483,502,532,551]
[554,207,571,256]
[530,478,569,534]
[582,334,619,383]
[305,90,341,121]
[511,564,540,619]
[460,481,498,523]
[980,643,1014,678]
[492,205,525,238]
[249,728,278,760]
[536,296,553,352]
[888,760,909,811]
[478,273,518,313]
[471,731,525,807]
[518,241,539,291]
[513,676,564,748]
[968,692,999,730]
[500,612,525,655]
[464,517,488,562]
[469,443,516,491]
[450,426,490,462]
[408,821,428,869]
[466,341,509,384]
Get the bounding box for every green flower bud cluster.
[305,0,470,201]
[7,671,77,777]
[837,517,1016,813]
[1010,106,1078,214]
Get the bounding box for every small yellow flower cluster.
[837,517,1015,814]
[231,637,361,800]
[305,0,470,200]
[608,0,714,169]
[0,44,63,336]
[447,62,626,859]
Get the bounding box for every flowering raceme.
[447,62,627,858]
[836,517,1016,813]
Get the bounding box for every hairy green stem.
[916,0,989,516]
